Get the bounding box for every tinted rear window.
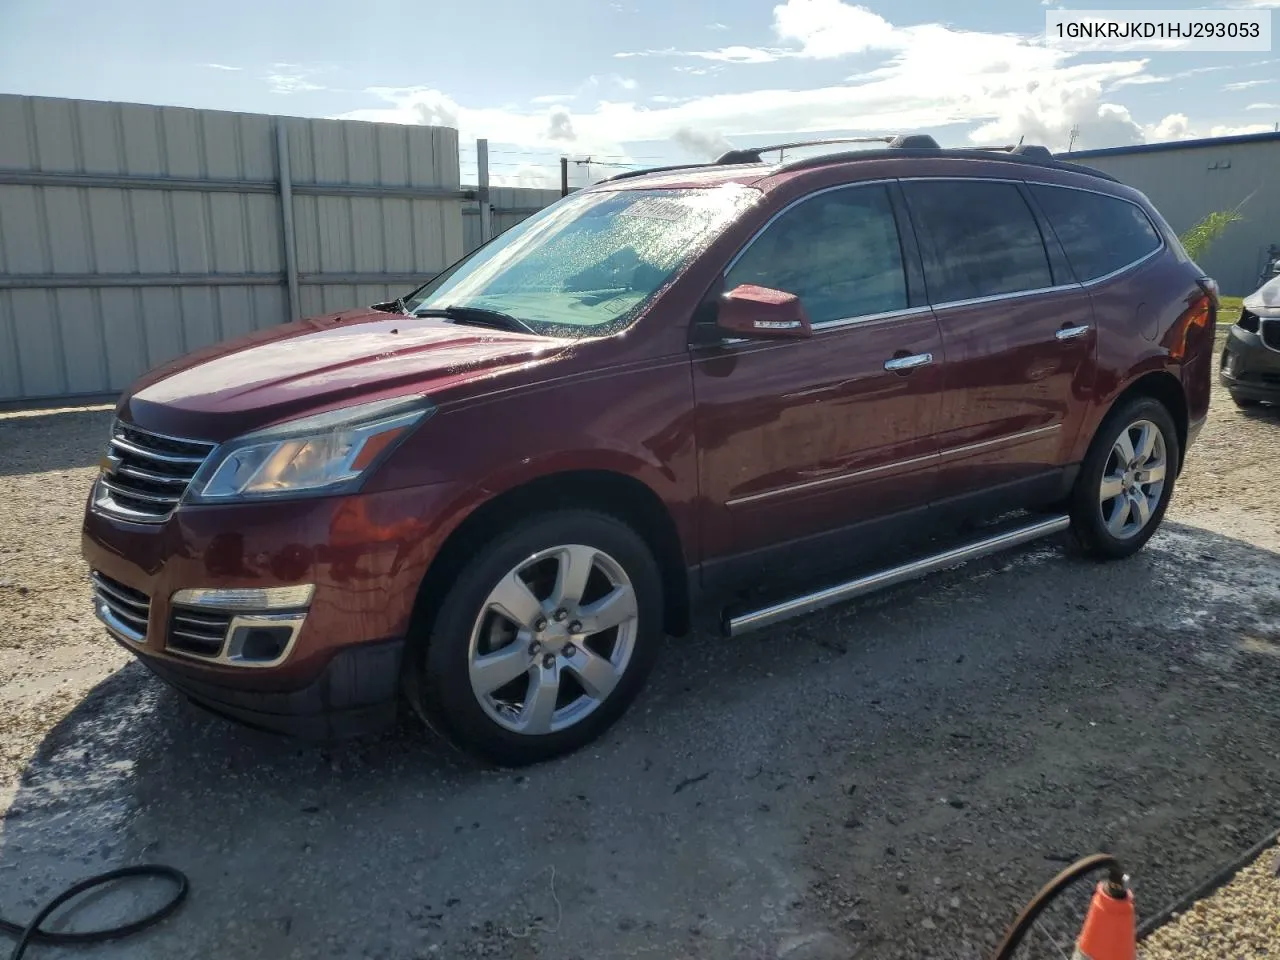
[903,181,1053,304]
[1030,184,1162,282]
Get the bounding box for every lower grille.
[91,572,151,643]
[1261,319,1280,352]
[168,608,233,658]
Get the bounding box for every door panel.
[930,290,1095,497]
[901,178,1097,500]
[693,312,944,569]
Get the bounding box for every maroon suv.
[82,137,1215,764]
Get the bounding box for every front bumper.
[1220,324,1280,402]
[82,481,462,737]
[119,633,403,738]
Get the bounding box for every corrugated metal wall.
[0,94,466,403]
[1070,138,1280,296]
[463,186,563,253]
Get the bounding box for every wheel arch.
[1108,370,1189,472]
[408,470,693,648]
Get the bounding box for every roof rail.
[603,162,725,183]
[775,146,1120,182]
[974,143,1055,160]
[600,136,1115,185]
[714,133,942,165]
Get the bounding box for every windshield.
[405,184,760,338]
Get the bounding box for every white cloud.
[1217,0,1280,7]
[672,127,735,160]
[204,63,241,72]
[1225,79,1274,90]
[342,0,1248,157]
[531,94,575,104]
[265,64,325,95]
[547,109,576,142]
[1208,122,1276,135]
[708,21,729,30]
[1246,102,1279,110]
[1147,113,1191,140]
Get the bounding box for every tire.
[1230,393,1260,409]
[1069,396,1181,560]
[409,509,664,766]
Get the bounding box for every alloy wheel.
[467,544,639,735]
[1098,418,1167,540]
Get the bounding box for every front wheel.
[1069,397,1180,560]
[410,510,664,765]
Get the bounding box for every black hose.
[991,853,1125,960]
[0,864,188,960]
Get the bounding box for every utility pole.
[560,156,569,197]
[476,138,492,244]
[1067,124,1080,153]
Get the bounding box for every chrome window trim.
[813,305,933,332]
[928,283,1080,312]
[725,424,1061,507]
[711,304,934,349]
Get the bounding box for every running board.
[723,514,1070,637]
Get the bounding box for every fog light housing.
[171,584,314,611]
[227,623,296,663]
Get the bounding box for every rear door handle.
[884,352,933,372]
[1055,324,1090,341]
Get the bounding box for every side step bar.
[723,514,1070,637]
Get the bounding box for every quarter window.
[725,185,908,325]
[1030,184,1161,282]
[903,181,1053,304]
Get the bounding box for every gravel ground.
[1141,841,1280,959]
[1,374,1278,960]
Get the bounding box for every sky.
[1,0,1278,187]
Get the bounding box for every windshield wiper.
[371,296,410,315]
[414,305,536,334]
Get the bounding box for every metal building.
[1061,131,1280,296]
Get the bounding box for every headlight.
[187,396,433,503]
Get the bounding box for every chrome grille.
[91,572,151,643]
[168,607,232,659]
[1261,319,1280,353]
[95,421,216,523]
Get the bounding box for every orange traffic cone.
[1074,880,1136,960]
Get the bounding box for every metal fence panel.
[462,186,563,254]
[0,94,467,403]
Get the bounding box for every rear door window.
[902,181,1053,304]
[725,184,908,325]
[1029,184,1162,282]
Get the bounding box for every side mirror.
[717,284,812,340]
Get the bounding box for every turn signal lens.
[1170,293,1212,361]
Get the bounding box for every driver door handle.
[1055,324,1090,341]
[884,352,933,372]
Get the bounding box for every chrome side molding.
[723,514,1071,636]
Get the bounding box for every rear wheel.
[409,510,663,765]
[1069,397,1180,560]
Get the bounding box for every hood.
[1244,275,1280,317]
[123,308,571,441]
